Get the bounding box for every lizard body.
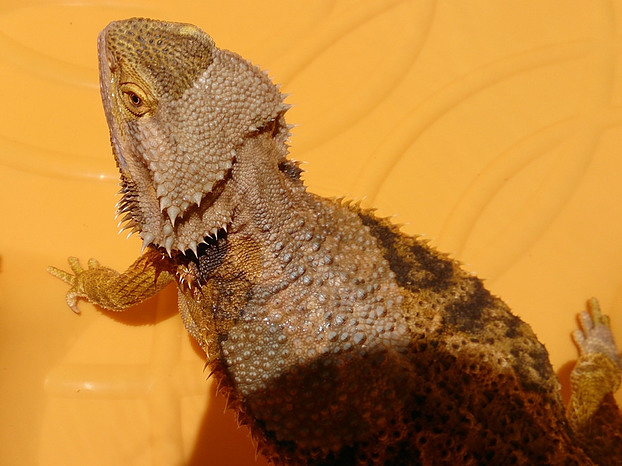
[49,18,622,464]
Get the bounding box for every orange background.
[2,1,622,464]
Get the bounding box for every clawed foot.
[573,298,621,368]
[47,257,102,314]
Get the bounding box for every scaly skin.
[49,18,622,465]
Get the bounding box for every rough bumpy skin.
[48,18,622,465]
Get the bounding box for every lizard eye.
[128,92,141,106]
[120,83,151,117]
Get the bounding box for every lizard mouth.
[115,159,235,256]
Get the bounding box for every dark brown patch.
[180,232,260,330]
[240,337,587,465]
[195,233,228,279]
[279,159,303,181]
[357,212,454,292]
[574,392,622,461]
[502,312,522,338]
[444,277,495,333]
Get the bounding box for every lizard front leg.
[567,298,622,462]
[48,246,176,313]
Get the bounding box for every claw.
[47,259,83,314]
[66,292,82,314]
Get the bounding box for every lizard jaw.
[120,170,237,257]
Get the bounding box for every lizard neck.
[228,131,309,238]
[191,132,414,453]
[221,128,412,350]
[175,132,412,455]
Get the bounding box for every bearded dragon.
[49,18,622,465]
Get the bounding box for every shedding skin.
[48,18,622,465]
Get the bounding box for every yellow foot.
[573,298,621,368]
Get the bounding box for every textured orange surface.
[2,2,622,465]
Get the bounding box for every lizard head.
[97,18,290,254]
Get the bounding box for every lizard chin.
[120,171,238,257]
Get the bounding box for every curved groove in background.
[356,40,592,201]
[0,136,116,181]
[438,2,618,275]
[441,107,622,248]
[281,0,436,150]
[0,32,95,88]
[277,0,418,84]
